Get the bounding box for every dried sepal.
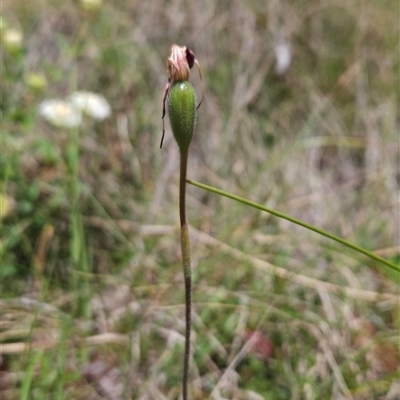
[194,57,204,110]
[168,44,191,82]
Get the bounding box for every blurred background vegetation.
[1,0,399,399]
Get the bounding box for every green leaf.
[187,180,400,275]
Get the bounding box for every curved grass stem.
[187,180,400,274]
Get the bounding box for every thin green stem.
[180,150,192,400]
[187,180,400,274]
[181,224,192,400]
[180,151,189,227]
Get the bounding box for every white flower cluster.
[68,92,111,121]
[38,91,111,129]
[38,99,82,128]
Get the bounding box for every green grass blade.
[20,350,44,400]
[187,180,400,274]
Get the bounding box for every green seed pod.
[168,81,196,153]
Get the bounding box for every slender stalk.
[179,150,192,400]
[162,45,203,399]
[179,151,188,226]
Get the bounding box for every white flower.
[274,41,292,75]
[2,28,23,52]
[38,99,82,128]
[68,91,111,121]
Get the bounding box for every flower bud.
[26,73,48,93]
[80,0,102,11]
[168,81,196,153]
[0,194,16,220]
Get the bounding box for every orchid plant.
[161,44,203,400]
